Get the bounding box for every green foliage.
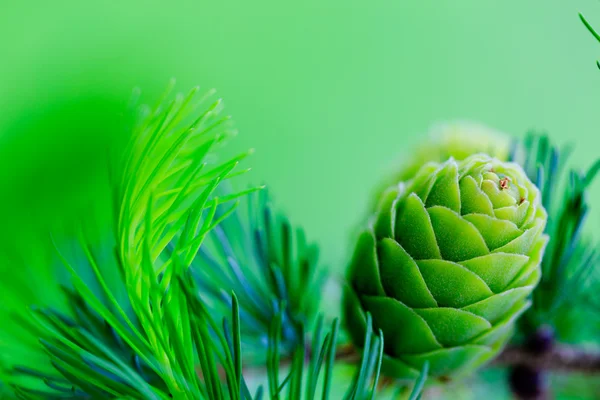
[265,313,383,400]
[190,188,324,361]
[2,7,600,400]
[510,132,600,332]
[346,155,548,379]
[580,13,600,70]
[3,83,252,398]
[0,85,426,399]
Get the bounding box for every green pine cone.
[344,154,548,380]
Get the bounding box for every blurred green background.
[1,0,599,272]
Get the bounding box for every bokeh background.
[2,0,600,271]
[1,1,600,398]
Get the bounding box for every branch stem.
[331,343,600,374]
[240,343,600,378]
[493,344,600,373]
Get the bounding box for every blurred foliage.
[0,86,426,399]
[510,133,600,335]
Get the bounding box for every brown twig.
[492,344,600,373]
[334,343,600,374]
